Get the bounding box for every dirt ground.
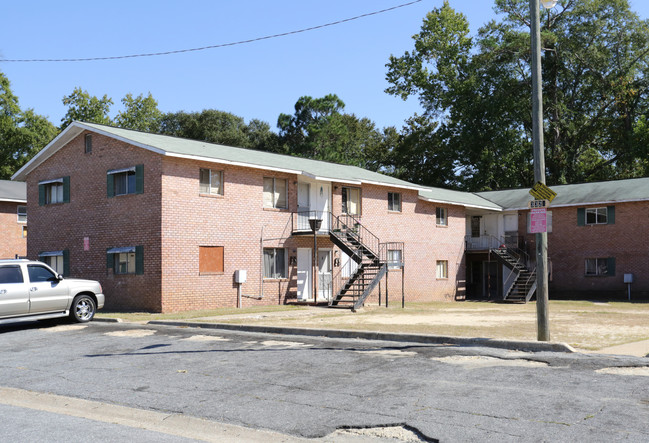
[99,300,649,356]
[188,300,649,355]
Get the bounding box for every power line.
[1,0,423,63]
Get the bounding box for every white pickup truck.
[0,259,104,323]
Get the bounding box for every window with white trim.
[388,192,401,212]
[342,187,361,215]
[387,249,402,269]
[263,248,287,278]
[38,177,69,205]
[107,246,144,275]
[436,207,447,226]
[107,165,143,197]
[263,177,287,209]
[585,258,615,276]
[199,169,223,195]
[436,260,448,279]
[586,207,608,225]
[17,205,27,223]
[38,250,68,276]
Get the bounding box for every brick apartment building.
[0,180,27,259]
[11,122,649,311]
[12,122,479,312]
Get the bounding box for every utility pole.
[530,0,555,341]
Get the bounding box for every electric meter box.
[235,270,247,283]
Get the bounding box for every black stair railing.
[331,213,381,261]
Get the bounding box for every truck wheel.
[70,295,96,323]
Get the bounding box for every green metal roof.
[477,177,649,209]
[0,180,26,202]
[13,122,649,211]
[419,186,501,210]
[79,122,426,191]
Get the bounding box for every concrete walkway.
[595,339,649,357]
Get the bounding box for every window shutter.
[577,208,585,226]
[62,249,70,277]
[62,176,70,203]
[607,257,616,276]
[38,184,45,206]
[135,245,144,275]
[135,164,144,194]
[107,173,114,198]
[607,206,615,224]
[106,249,114,269]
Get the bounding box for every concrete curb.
[93,317,122,323]
[146,320,576,353]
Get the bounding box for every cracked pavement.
[1,320,648,442]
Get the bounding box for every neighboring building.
[471,180,649,300]
[0,180,27,259]
[12,122,482,312]
[11,122,649,311]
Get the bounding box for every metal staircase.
[293,211,397,311]
[490,247,537,303]
[328,214,388,311]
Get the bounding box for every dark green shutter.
[106,249,114,269]
[135,245,144,275]
[107,173,114,198]
[38,184,45,206]
[135,164,144,194]
[607,206,615,224]
[62,176,70,203]
[607,257,616,276]
[577,208,585,226]
[62,249,70,277]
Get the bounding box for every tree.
[60,87,113,129]
[386,0,649,190]
[160,109,279,151]
[0,72,58,179]
[114,93,162,132]
[277,94,388,168]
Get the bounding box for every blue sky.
[2,0,649,132]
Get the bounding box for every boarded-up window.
[199,246,224,274]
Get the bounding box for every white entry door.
[313,182,331,232]
[297,248,311,301]
[297,182,311,231]
[318,250,332,301]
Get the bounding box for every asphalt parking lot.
[1,319,649,442]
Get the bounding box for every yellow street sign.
[529,182,557,202]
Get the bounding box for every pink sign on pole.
[530,208,547,233]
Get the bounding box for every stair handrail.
[332,213,381,259]
[292,210,333,233]
[379,242,404,267]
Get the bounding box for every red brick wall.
[160,158,305,311]
[0,201,26,258]
[25,131,163,312]
[26,129,468,312]
[522,202,649,297]
[331,183,466,302]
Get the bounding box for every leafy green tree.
[278,94,388,168]
[386,0,649,190]
[0,72,58,179]
[160,109,279,151]
[60,87,113,129]
[114,93,162,132]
